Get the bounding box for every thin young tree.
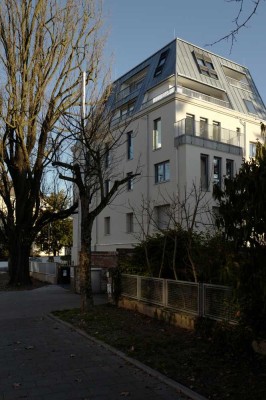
[54,81,140,311]
[0,0,104,285]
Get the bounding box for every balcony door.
[213,121,221,141]
[185,113,195,135]
[200,117,208,138]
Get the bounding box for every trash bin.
[58,266,70,284]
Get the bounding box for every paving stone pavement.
[0,285,202,400]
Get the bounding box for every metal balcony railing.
[175,118,243,147]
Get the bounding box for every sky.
[102,0,266,103]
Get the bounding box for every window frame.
[213,121,221,141]
[154,50,169,77]
[200,117,208,138]
[126,212,134,233]
[153,118,162,150]
[193,51,218,79]
[226,159,234,179]
[213,157,222,188]
[249,142,257,158]
[200,154,209,191]
[127,172,133,191]
[127,131,133,160]
[105,143,110,168]
[155,160,170,184]
[244,99,257,115]
[104,216,110,235]
[104,179,110,196]
[155,204,171,230]
[185,113,195,135]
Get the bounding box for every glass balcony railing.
[226,76,252,92]
[175,118,243,148]
[116,79,144,102]
[141,85,231,109]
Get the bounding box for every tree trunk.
[79,193,94,312]
[8,231,32,286]
[79,238,94,312]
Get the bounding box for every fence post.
[198,283,203,317]
[137,276,141,300]
[162,279,167,307]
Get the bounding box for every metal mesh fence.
[140,277,164,305]
[121,274,138,298]
[203,284,238,322]
[120,275,237,323]
[167,280,199,314]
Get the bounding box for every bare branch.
[206,0,263,52]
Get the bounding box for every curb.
[48,313,208,400]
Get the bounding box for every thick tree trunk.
[79,238,93,312]
[79,192,94,312]
[8,232,32,286]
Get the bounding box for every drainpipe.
[239,119,246,158]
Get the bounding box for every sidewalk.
[0,285,204,400]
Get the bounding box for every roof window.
[154,50,169,77]
[193,51,218,80]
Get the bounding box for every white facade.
[72,38,266,262]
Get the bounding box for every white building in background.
[72,38,266,263]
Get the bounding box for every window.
[226,159,234,179]
[212,206,221,224]
[249,142,257,158]
[104,179,110,196]
[200,117,208,138]
[193,51,218,79]
[104,217,110,235]
[120,102,135,118]
[185,113,195,135]
[154,50,169,77]
[127,172,133,191]
[213,157,222,187]
[155,205,170,230]
[200,154,209,191]
[213,121,221,141]
[155,161,170,183]
[127,132,133,160]
[153,118,162,150]
[126,213,134,233]
[105,143,110,168]
[244,99,257,114]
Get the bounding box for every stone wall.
[118,297,195,330]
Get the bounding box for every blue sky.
[102,0,266,103]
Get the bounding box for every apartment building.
[72,38,266,262]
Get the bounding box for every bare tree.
[130,183,214,282]
[0,0,104,285]
[207,0,264,51]
[54,83,140,311]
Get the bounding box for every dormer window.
[244,99,257,115]
[193,51,218,80]
[154,50,169,77]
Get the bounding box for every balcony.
[116,79,144,102]
[226,76,252,92]
[175,118,243,155]
[141,85,231,110]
